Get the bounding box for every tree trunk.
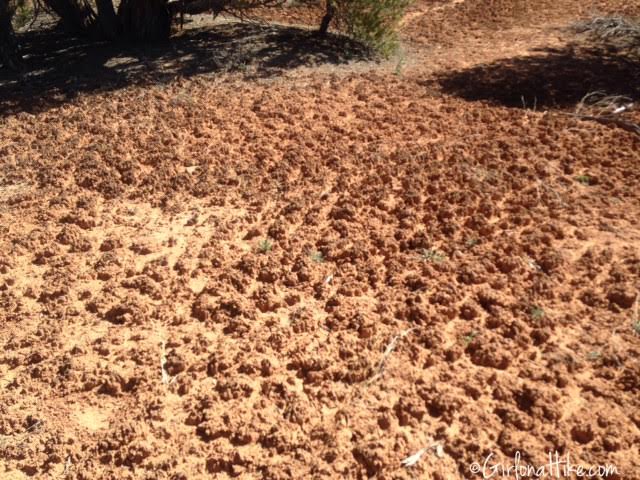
[43,0,97,34]
[318,0,336,35]
[168,0,224,18]
[118,0,171,41]
[95,0,119,39]
[0,0,22,70]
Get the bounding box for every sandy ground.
[1,1,639,479]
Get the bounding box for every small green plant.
[632,294,639,334]
[462,331,478,345]
[576,174,592,186]
[310,250,325,263]
[338,0,413,57]
[530,306,545,321]
[465,238,479,249]
[12,0,33,29]
[236,59,251,72]
[258,238,272,254]
[420,248,447,264]
[394,49,406,76]
[587,350,601,361]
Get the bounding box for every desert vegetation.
[0,0,414,69]
[1,1,639,479]
[575,15,640,52]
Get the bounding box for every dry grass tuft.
[576,91,634,117]
[559,91,640,136]
[574,16,640,52]
[0,420,44,450]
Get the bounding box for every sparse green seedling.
[258,239,273,254]
[465,238,479,249]
[310,251,325,263]
[633,294,639,335]
[463,331,478,345]
[587,350,601,361]
[530,306,545,322]
[394,50,406,76]
[237,60,251,72]
[420,248,447,264]
[576,174,592,186]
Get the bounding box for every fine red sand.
[1,1,639,479]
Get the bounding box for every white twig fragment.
[612,104,631,114]
[62,455,73,477]
[160,342,175,385]
[522,256,542,272]
[401,443,445,468]
[368,327,416,384]
[401,448,428,468]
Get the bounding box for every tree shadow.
[435,43,640,109]
[0,21,371,117]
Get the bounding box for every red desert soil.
[1,1,639,479]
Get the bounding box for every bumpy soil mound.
[1,1,639,479]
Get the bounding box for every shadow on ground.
[0,21,371,117]
[436,43,640,109]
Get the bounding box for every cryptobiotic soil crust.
[1,1,639,479]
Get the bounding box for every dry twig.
[558,91,640,136]
[367,327,416,384]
